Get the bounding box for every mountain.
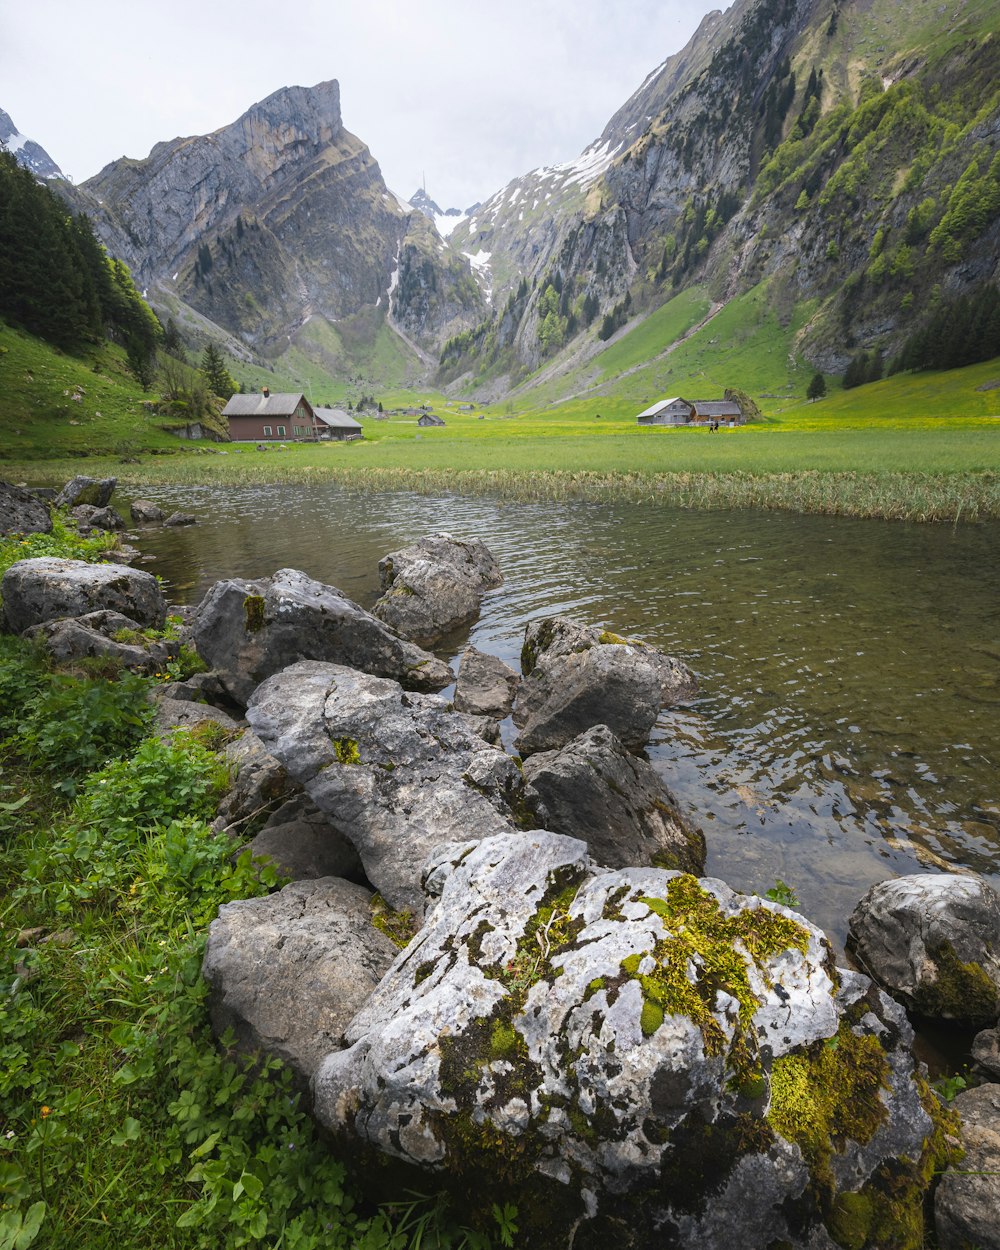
[0,108,65,181]
[75,82,484,373]
[440,0,1000,390]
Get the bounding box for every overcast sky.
[2,0,724,209]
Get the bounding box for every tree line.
[0,150,160,384]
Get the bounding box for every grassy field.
[3,317,999,522]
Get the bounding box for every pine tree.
[199,342,236,399]
[807,372,827,400]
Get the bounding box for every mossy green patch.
[912,940,999,1026]
[598,630,628,645]
[369,894,415,949]
[332,736,361,765]
[242,593,265,633]
[618,876,811,1068]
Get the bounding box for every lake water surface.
[125,482,1000,958]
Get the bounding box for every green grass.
[591,286,713,380]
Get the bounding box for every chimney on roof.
[262,386,270,398]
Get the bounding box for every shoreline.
[6,458,1000,523]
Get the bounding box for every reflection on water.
[127,482,1000,954]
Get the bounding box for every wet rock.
[55,475,117,509]
[935,1083,1000,1250]
[71,503,126,532]
[311,832,944,1247]
[25,609,178,674]
[521,723,705,872]
[0,479,52,536]
[848,874,1000,1025]
[243,794,365,883]
[130,499,165,523]
[372,532,503,646]
[202,877,398,1092]
[453,646,519,719]
[163,511,197,527]
[246,660,525,915]
[191,567,452,706]
[1,557,167,634]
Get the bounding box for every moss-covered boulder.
[848,874,1000,1026]
[312,833,953,1248]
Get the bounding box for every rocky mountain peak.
[0,107,64,180]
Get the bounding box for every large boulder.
[191,567,452,706]
[521,724,705,873]
[1,558,167,635]
[513,615,697,756]
[0,480,52,536]
[453,646,519,719]
[202,877,398,1092]
[935,1083,1000,1250]
[54,475,116,509]
[371,532,503,646]
[246,660,526,915]
[311,832,950,1248]
[848,874,1000,1026]
[25,609,178,674]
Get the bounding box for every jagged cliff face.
[441,0,1000,383]
[81,81,482,354]
[0,108,64,181]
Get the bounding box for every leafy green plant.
[764,878,800,909]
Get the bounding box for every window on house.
[277,425,286,436]
[263,425,272,436]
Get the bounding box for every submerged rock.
[848,874,1000,1026]
[1,557,167,634]
[310,832,948,1248]
[245,660,526,915]
[372,532,503,646]
[521,723,705,873]
[191,567,452,706]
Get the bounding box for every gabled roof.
[222,392,312,418]
[691,400,742,418]
[637,397,692,419]
[417,413,446,425]
[315,407,363,431]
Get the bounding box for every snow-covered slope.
[0,107,65,179]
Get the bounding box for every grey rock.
[246,660,526,915]
[163,511,197,527]
[244,794,365,883]
[311,832,940,1246]
[1,557,167,634]
[521,723,705,872]
[25,609,178,674]
[0,479,52,536]
[214,730,295,832]
[191,567,452,706]
[152,695,243,741]
[372,532,503,646]
[514,615,697,756]
[935,1083,1000,1250]
[130,498,165,523]
[848,874,1000,1025]
[55,475,117,509]
[70,503,126,532]
[972,1026,1000,1079]
[202,877,398,1091]
[454,646,519,719]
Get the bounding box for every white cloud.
[0,0,723,208]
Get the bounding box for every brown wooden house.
[223,390,321,441]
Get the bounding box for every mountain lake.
[124,484,1000,977]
